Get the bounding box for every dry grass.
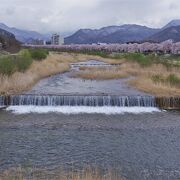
[0,51,180,96]
[73,67,129,80]
[0,167,123,180]
[72,59,180,96]
[0,52,125,95]
[0,52,81,95]
[120,62,180,96]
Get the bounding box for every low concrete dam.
[1,95,155,107]
[0,95,179,109]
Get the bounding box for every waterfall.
[1,95,179,109]
[0,96,5,106]
[8,95,156,107]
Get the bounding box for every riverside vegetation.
[0,167,123,180]
[0,49,180,96]
[0,50,104,95]
[71,51,180,96]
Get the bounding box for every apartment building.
[51,34,64,45]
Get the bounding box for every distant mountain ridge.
[2,19,180,45]
[147,25,180,43]
[0,23,50,43]
[0,28,20,53]
[65,19,180,44]
[65,25,159,44]
[162,19,180,29]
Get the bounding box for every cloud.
[0,0,180,35]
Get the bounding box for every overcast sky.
[0,0,180,35]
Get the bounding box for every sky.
[0,0,180,35]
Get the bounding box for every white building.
[51,34,64,45]
[0,42,2,50]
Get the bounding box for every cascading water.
[0,96,5,106]
[8,95,156,107]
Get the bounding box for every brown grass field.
[73,62,180,97]
[0,51,179,96]
[120,63,180,96]
[73,66,129,80]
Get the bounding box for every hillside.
[0,23,49,43]
[147,25,180,43]
[163,19,180,29]
[0,28,20,53]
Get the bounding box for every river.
[0,60,180,179]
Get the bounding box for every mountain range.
[65,25,159,44]
[1,20,180,45]
[64,20,180,44]
[147,25,180,43]
[0,23,50,43]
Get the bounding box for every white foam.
[6,106,161,115]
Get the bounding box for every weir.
[156,97,180,110]
[0,95,155,107]
[0,95,179,109]
[0,96,5,106]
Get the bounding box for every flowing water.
[25,60,149,96]
[0,60,180,179]
[0,110,180,179]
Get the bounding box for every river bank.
[0,52,105,95]
[0,51,180,97]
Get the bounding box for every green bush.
[151,74,164,83]
[152,74,180,87]
[0,56,15,75]
[14,56,33,72]
[84,51,109,58]
[124,53,152,66]
[0,51,33,75]
[0,48,49,76]
[29,49,49,60]
[18,49,32,59]
[15,49,33,72]
[167,74,180,87]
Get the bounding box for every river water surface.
[26,60,149,96]
[0,110,180,179]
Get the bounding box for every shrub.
[29,49,49,60]
[0,50,33,75]
[15,49,33,72]
[18,49,32,59]
[167,74,180,87]
[14,56,33,72]
[152,74,180,88]
[151,74,164,83]
[84,51,109,58]
[0,56,15,75]
[124,53,152,66]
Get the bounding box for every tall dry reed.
[0,167,123,180]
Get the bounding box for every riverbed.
[0,60,180,179]
[26,60,149,96]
